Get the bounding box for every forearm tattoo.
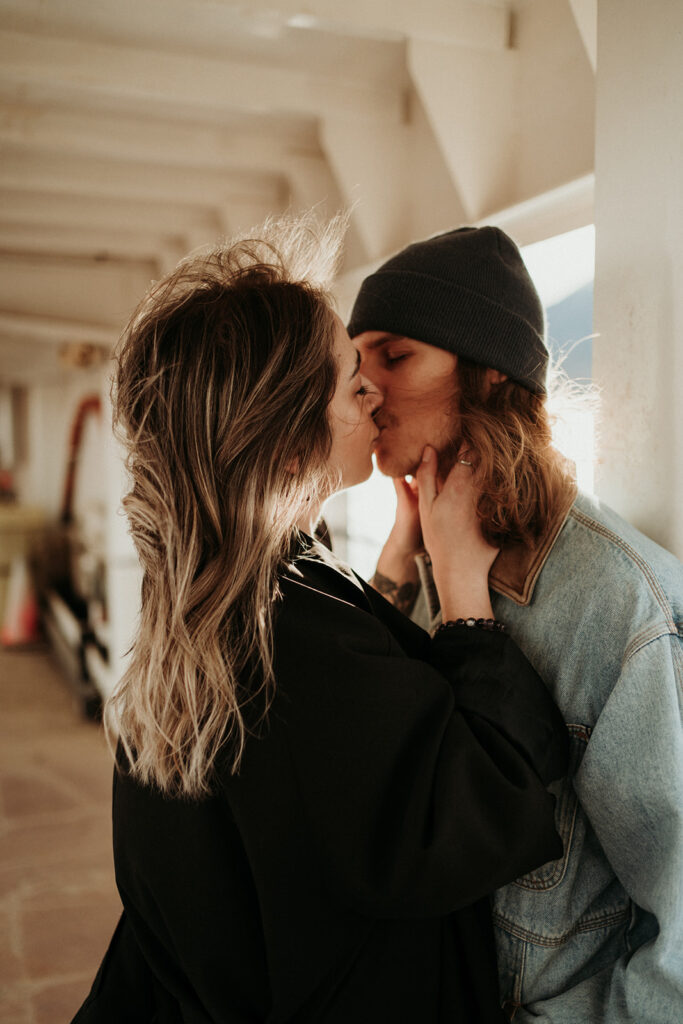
[370,571,419,615]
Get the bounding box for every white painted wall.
[592,0,683,558]
[514,0,595,204]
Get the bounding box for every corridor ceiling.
[0,0,596,384]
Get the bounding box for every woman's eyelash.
[356,384,370,396]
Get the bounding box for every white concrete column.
[592,0,683,558]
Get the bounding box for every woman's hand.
[416,445,499,622]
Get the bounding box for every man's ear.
[486,368,508,386]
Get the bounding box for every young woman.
[73,216,567,1024]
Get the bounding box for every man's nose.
[359,347,377,378]
[366,381,384,417]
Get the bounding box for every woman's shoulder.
[281,545,370,610]
[277,547,431,662]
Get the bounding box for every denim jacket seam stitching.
[670,631,683,696]
[514,939,527,1006]
[514,724,589,892]
[622,629,683,700]
[493,907,630,947]
[569,508,676,631]
[624,900,638,956]
[624,624,678,663]
[514,789,579,892]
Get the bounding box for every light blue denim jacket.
[413,487,683,1022]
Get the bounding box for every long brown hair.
[455,358,574,548]
[107,214,346,798]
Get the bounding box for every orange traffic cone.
[1,556,42,648]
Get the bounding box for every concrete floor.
[0,647,122,1024]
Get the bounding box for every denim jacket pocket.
[514,724,590,891]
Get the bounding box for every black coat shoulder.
[74,547,567,1024]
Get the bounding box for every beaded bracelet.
[435,617,506,634]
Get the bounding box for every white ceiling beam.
[239,0,509,49]
[176,226,230,258]
[568,0,597,72]
[0,0,507,51]
[408,39,518,221]
[284,153,344,214]
[0,311,117,347]
[0,0,254,49]
[406,88,470,241]
[477,173,595,248]
[0,106,342,231]
[510,0,595,207]
[0,103,321,172]
[0,171,354,281]
[214,195,295,240]
[0,29,404,125]
[0,191,222,237]
[0,222,183,265]
[0,146,283,208]
[320,119,411,260]
[156,246,190,277]
[332,92,472,317]
[0,253,154,327]
[280,152,370,267]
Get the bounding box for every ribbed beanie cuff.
[348,227,548,395]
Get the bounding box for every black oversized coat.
[73,544,568,1023]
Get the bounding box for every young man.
[348,226,683,1023]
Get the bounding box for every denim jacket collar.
[489,475,577,607]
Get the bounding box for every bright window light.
[522,225,595,308]
[549,405,596,494]
[345,467,397,579]
[523,224,596,496]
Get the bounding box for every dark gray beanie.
[347,226,548,395]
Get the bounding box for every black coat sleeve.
[224,568,568,921]
[79,558,568,1024]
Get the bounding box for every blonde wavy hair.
[106,213,346,798]
[454,358,577,549]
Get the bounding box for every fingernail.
[421,445,432,462]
